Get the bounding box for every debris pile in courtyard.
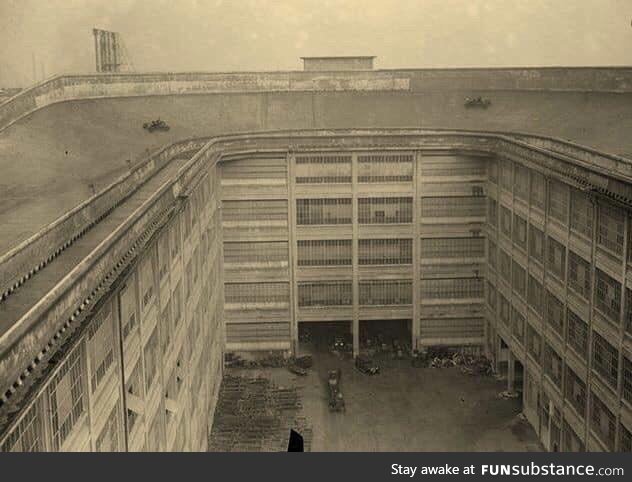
[209,374,312,452]
[421,347,494,376]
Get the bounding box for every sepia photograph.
[0,0,631,460]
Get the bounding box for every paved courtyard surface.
[218,349,542,452]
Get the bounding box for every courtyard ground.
[213,348,542,452]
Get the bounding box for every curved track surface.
[1,89,632,254]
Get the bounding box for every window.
[562,420,585,452]
[359,197,412,224]
[487,198,498,228]
[544,343,563,385]
[591,392,616,450]
[567,309,588,359]
[421,237,485,259]
[295,155,352,184]
[357,154,413,182]
[143,327,160,393]
[620,424,632,452]
[488,159,498,183]
[512,260,526,298]
[223,199,287,223]
[224,283,289,304]
[297,198,351,225]
[513,214,527,251]
[529,224,545,264]
[546,291,564,338]
[597,204,625,256]
[568,251,591,300]
[500,206,512,238]
[499,292,510,326]
[360,280,412,305]
[565,366,586,418]
[527,274,544,315]
[486,281,497,309]
[548,179,569,224]
[623,356,632,406]
[140,256,155,311]
[298,282,352,307]
[0,401,43,452]
[225,241,289,265]
[514,164,529,201]
[120,279,138,341]
[499,248,511,284]
[592,332,619,390]
[527,323,541,361]
[627,289,632,337]
[87,303,115,393]
[125,362,144,434]
[359,239,412,265]
[95,402,121,452]
[595,268,621,324]
[500,160,513,191]
[420,278,485,300]
[488,239,497,269]
[530,171,546,211]
[48,346,85,451]
[421,197,485,218]
[570,189,594,238]
[297,240,351,266]
[512,306,526,345]
[547,236,566,281]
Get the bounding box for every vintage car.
[143,118,170,132]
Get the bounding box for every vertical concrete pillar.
[352,152,359,358]
[411,151,421,351]
[507,350,516,393]
[286,149,299,356]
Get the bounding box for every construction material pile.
[424,347,494,376]
[224,352,286,369]
[209,375,312,452]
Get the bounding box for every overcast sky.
[1,0,631,86]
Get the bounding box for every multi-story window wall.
[297,240,352,266]
[421,197,485,218]
[297,198,352,225]
[359,280,412,305]
[295,155,352,184]
[298,282,353,307]
[359,197,412,224]
[359,239,412,265]
[592,332,619,391]
[357,154,413,182]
